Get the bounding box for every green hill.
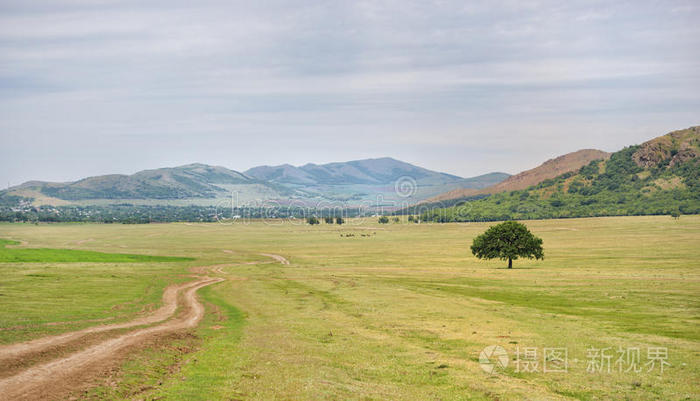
[8,164,273,201]
[419,126,700,222]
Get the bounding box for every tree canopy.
[470,221,544,268]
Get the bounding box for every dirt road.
[0,275,223,400]
[0,253,285,400]
[0,279,205,365]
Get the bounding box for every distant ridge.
[425,149,611,203]
[1,157,509,206]
[10,163,261,200]
[246,157,506,187]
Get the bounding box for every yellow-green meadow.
[0,215,698,400]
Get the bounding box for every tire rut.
[0,279,204,365]
[0,273,224,400]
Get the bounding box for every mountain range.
[1,158,509,207]
[4,126,697,219]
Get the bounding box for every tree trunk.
[508,258,512,269]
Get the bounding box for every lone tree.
[307,216,320,225]
[471,221,544,268]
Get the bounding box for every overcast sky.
[1,0,699,186]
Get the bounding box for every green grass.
[0,235,194,343]
[0,238,192,263]
[392,276,700,341]
[0,261,191,344]
[1,216,698,400]
[143,283,247,400]
[84,282,246,401]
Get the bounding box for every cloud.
[0,0,699,185]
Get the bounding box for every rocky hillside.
[632,126,699,168]
[419,126,700,222]
[426,149,610,203]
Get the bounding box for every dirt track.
[0,279,204,365]
[259,253,290,265]
[0,275,223,400]
[0,253,285,400]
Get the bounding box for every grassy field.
[0,216,698,400]
[0,236,195,343]
[0,238,191,263]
